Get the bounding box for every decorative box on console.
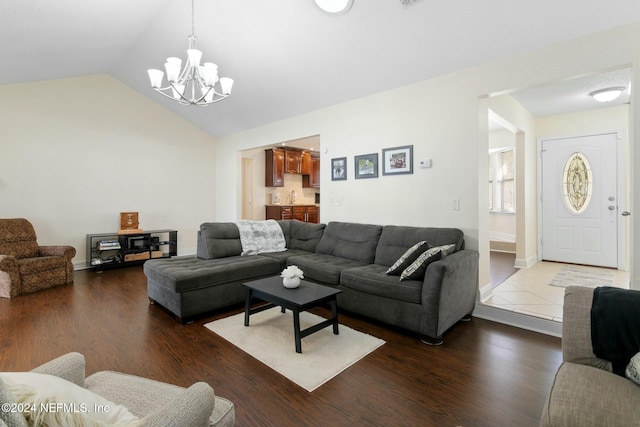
[124,252,150,262]
[118,211,143,235]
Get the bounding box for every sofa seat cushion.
[542,361,640,427]
[258,249,315,270]
[287,254,368,285]
[144,255,280,293]
[341,264,422,304]
[17,256,66,275]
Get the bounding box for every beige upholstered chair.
[1,352,235,427]
[0,218,75,298]
[540,286,640,426]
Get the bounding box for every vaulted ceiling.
[2,0,638,137]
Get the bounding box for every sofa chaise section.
[145,220,324,322]
[146,255,280,321]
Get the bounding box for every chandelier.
[147,0,233,106]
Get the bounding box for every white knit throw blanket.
[234,220,286,256]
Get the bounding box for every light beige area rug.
[549,264,614,288]
[204,309,385,392]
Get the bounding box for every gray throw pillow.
[400,246,443,281]
[386,241,431,276]
[0,377,28,427]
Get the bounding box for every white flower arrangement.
[281,265,304,280]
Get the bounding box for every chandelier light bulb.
[147,69,164,88]
[220,77,234,96]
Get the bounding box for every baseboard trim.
[514,256,538,269]
[472,303,562,338]
[479,283,494,302]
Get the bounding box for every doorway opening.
[481,66,632,322]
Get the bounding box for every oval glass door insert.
[562,152,592,214]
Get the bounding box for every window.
[488,148,515,213]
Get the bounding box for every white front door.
[540,132,618,268]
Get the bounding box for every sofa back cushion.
[315,222,382,263]
[375,225,464,267]
[289,221,326,252]
[276,220,291,247]
[0,218,39,259]
[197,222,242,259]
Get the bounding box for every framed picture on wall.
[331,157,347,181]
[354,153,379,179]
[382,145,413,175]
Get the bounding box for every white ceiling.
[510,67,631,117]
[1,0,639,137]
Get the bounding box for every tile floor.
[483,257,630,322]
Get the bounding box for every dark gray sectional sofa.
[144,220,479,344]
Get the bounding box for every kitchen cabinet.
[266,147,320,188]
[304,205,319,223]
[266,205,292,220]
[266,205,318,223]
[285,150,303,174]
[265,148,285,187]
[301,152,311,175]
[302,154,320,188]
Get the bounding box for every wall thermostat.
[420,159,432,168]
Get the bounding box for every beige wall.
[0,75,218,265]
[216,22,640,290]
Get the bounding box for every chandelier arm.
[152,83,228,105]
[176,64,191,84]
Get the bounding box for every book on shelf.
[97,240,121,250]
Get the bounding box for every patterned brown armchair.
[0,218,76,298]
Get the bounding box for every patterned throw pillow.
[439,244,457,257]
[626,352,640,386]
[400,246,443,281]
[386,241,431,276]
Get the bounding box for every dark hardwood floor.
[0,267,561,427]
[490,251,518,286]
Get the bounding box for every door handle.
[622,211,631,216]
[608,206,616,211]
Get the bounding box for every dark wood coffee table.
[243,276,342,353]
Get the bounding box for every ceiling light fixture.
[589,87,625,103]
[314,0,354,15]
[147,0,233,106]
